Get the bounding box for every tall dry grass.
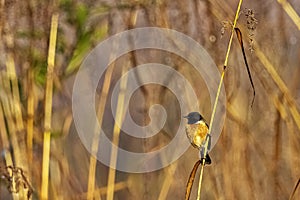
[0,0,299,199]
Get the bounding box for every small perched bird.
[184,112,212,165]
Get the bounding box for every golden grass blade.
[0,87,13,167]
[196,161,205,200]
[41,13,59,200]
[197,0,243,199]
[49,158,61,200]
[185,160,201,200]
[289,177,300,200]
[106,10,138,200]
[158,163,178,200]
[27,68,34,169]
[4,31,28,172]
[80,181,127,199]
[87,9,138,200]
[106,63,129,200]
[86,24,117,200]
[6,52,24,131]
[87,155,98,199]
[277,0,300,30]
[0,74,22,200]
[4,31,24,135]
[255,46,300,130]
[97,181,127,196]
[86,34,112,200]
[5,53,29,199]
[0,72,22,164]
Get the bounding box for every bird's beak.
[183,115,188,118]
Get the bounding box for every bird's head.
[184,112,203,124]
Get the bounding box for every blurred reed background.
[0,0,299,199]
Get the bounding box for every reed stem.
[196,0,243,199]
[41,13,59,200]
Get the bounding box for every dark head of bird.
[184,112,203,124]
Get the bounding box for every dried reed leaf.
[234,27,255,106]
[185,160,201,200]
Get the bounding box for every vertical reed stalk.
[86,38,114,200]
[106,63,129,200]
[0,75,13,167]
[0,73,20,200]
[6,51,24,132]
[197,0,243,199]
[27,68,34,169]
[87,9,138,200]
[5,36,25,170]
[106,10,138,200]
[41,13,59,200]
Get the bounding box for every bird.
[184,112,212,165]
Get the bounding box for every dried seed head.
[243,8,258,52]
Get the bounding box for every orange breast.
[185,121,209,149]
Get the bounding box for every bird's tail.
[200,153,212,165]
